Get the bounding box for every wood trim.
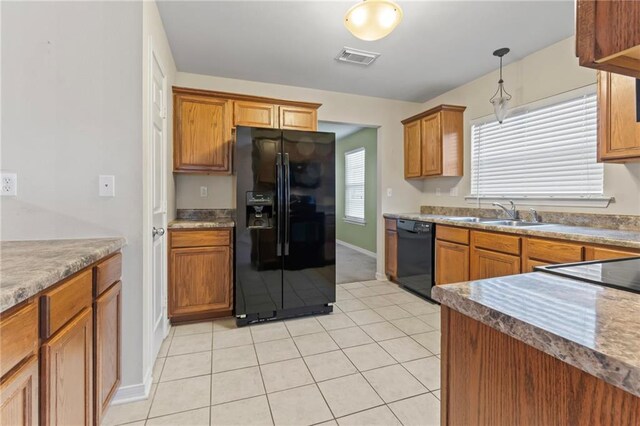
[384,218,397,231]
[173,86,322,110]
[401,104,466,125]
[0,300,39,379]
[440,306,450,426]
[597,71,610,162]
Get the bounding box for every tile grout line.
[253,340,277,426]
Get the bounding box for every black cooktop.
[537,257,640,294]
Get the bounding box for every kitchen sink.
[482,220,548,227]
[447,217,499,223]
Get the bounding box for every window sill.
[344,217,366,226]
[465,195,614,208]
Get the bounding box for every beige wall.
[173,72,423,276]
[417,37,640,215]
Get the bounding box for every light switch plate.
[1,172,17,196]
[200,186,208,197]
[99,175,115,197]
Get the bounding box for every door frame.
[142,35,169,397]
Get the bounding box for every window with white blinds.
[345,147,366,223]
[470,89,605,202]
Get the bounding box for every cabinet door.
[170,246,232,318]
[598,72,640,162]
[470,248,520,280]
[94,281,122,426]
[522,258,551,273]
[234,101,277,128]
[278,106,317,131]
[1,356,38,426]
[385,230,398,278]
[174,94,232,173]
[435,240,469,285]
[41,308,93,426]
[404,120,422,178]
[421,113,442,176]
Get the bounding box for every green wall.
[336,127,377,253]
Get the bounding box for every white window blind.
[345,147,366,223]
[470,89,604,201]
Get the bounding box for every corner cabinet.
[401,105,466,179]
[597,72,640,162]
[173,87,321,175]
[169,229,234,323]
[576,0,640,78]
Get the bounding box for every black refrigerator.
[235,126,336,326]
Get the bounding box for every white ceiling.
[318,121,367,140]
[157,1,574,103]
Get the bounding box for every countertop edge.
[432,285,640,398]
[383,213,640,250]
[0,237,127,313]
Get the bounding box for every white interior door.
[150,51,167,359]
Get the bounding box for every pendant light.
[344,0,403,41]
[489,48,512,124]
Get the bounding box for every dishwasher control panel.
[397,219,432,233]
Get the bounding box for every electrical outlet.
[1,172,17,196]
[200,186,208,197]
[450,187,458,197]
[436,188,441,196]
[99,175,115,197]
[386,188,392,197]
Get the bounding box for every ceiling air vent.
[335,47,380,66]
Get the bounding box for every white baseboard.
[111,370,153,405]
[337,240,376,258]
[375,272,388,281]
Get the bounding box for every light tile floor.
[104,280,441,426]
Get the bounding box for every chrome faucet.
[529,208,540,223]
[492,200,518,220]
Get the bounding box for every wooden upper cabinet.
[421,114,442,176]
[234,101,277,129]
[41,308,93,426]
[174,92,232,174]
[598,72,640,162]
[404,120,421,178]
[402,105,466,179]
[576,0,640,78]
[279,105,318,131]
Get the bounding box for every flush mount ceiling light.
[489,47,512,124]
[344,0,403,41]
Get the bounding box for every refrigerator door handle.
[276,154,283,257]
[284,153,291,256]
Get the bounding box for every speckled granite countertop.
[0,238,126,313]
[384,213,640,249]
[432,273,640,397]
[168,219,235,229]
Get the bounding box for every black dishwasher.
[396,219,436,300]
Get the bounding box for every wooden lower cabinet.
[169,229,233,322]
[94,281,122,426]
[0,356,38,426]
[435,240,469,285]
[41,308,93,426]
[522,238,584,272]
[441,306,640,425]
[385,229,398,279]
[470,247,521,280]
[585,246,640,261]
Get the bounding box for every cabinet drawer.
[471,231,520,255]
[436,226,469,245]
[385,218,397,231]
[525,238,583,264]
[0,301,38,378]
[94,252,122,297]
[41,269,92,339]
[171,230,231,248]
[584,246,640,261]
